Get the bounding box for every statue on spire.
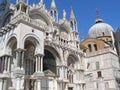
[63,9,66,20]
[40,0,43,3]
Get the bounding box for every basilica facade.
[0,0,120,90]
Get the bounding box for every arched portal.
[43,46,61,75]
[6,37,17,72]
[67,55,78,83]
[23,37,39,90]
[24,40,35,75]
[43,49,56,74]
[5,37,17,89]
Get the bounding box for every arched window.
[43,49,56,74]
[88,44,92,52]
[70,21,73,29]
[67,56,77,83]
[102,32,105,36]
[24,40,36,90]
[94,44,98,51]
[50,11,53,16]
[24,41,35,75]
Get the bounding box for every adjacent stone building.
[81,17,120,90]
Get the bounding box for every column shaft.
[16,78,20,90]
[37,80,41,90]
[7,56,11,72]
[35,55,43,72]
[16,49,25,68]
[3,79,7,90]
[21,51,24,68]
[36,56,38,72]
[40,56,43,72]
[80,84,83,90]
[4,56,8,71]
[38,56,41,72]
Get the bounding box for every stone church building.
[0,0,120,90]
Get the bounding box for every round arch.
[29,9,53,30]
[5,36,17,54]
[2,10,13,27]
[43,45,61,74]
[22,34,42,53]
[44,45,61,65]
[67,54,79,68]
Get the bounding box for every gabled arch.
[29,9,53,31]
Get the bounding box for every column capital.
[32,72,44,79]
[0,71,10,79]
[14,68,25,78]
[34,53,44,57]
[15,48,26,53]
[2,54,12,57]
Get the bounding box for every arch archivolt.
[29,10,53,32]
[66,52,80,69]
[22,34,42,54]
[5,34,17,54]
[44,45,61,65]
[66,52,79,61]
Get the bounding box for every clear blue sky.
[1,0,120,39]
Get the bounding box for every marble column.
[35,56,38,72]
[37,80,41,90]
[4,56,8,72]
[80,84,84,90]
[14,49,25,90]
[34,54,43,73]
[3,79,7,90]
[7,56,11,72]
[16,78,20,90]
[33,54,44,90]
[0,55,11,90]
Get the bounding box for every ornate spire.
[50,0,56,10]
[95,9,103,23]
[70,8,78,32]
[50,0,58,22]
[70,8,76,21]
[15,0,28,14]
[0,0,10,11]
[40,0,43,4]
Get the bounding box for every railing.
[45,36,82,53]
[85,48,117,57]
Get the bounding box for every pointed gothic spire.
[0,0,10,11]
[50,0,57,10]
[50,0,58,22]
[70,8,76,21]
[70,8,78,32]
